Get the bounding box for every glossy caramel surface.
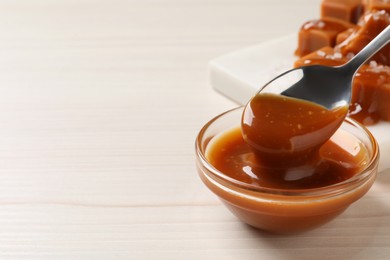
[207,126,369,189]
[241,93,348,167]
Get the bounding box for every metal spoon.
[241,26,390,168]
[256,25,390,110]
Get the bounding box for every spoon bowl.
[276,65,352,109]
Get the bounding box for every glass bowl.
[195,107,379,234]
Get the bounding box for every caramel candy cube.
[364,0,390,13]
[295,18,354,57]
[335,27,358,44]
[350,62,390,125]
[336,10,390,65]
[294,46,347,67]
[379,80,390,121]
[321,0,364,23]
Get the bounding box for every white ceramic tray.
[209,34,390,171]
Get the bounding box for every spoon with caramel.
[242,25,390,167]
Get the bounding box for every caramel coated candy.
[295,18,354,57]
[294,46,347,67]
[321,0,364,23]
[335,27,358,44]
[350,62,390,125]
[336,10,390,65]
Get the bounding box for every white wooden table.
[0,0,389,259]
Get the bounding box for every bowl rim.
[195,106,379,197]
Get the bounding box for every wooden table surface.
[1,0,390,259]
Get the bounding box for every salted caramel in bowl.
[195,107,379,233]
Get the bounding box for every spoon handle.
[342,25,390,74]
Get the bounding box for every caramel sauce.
[241,93,348,168]
[206,94,364,190]
[207,125,368,190]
